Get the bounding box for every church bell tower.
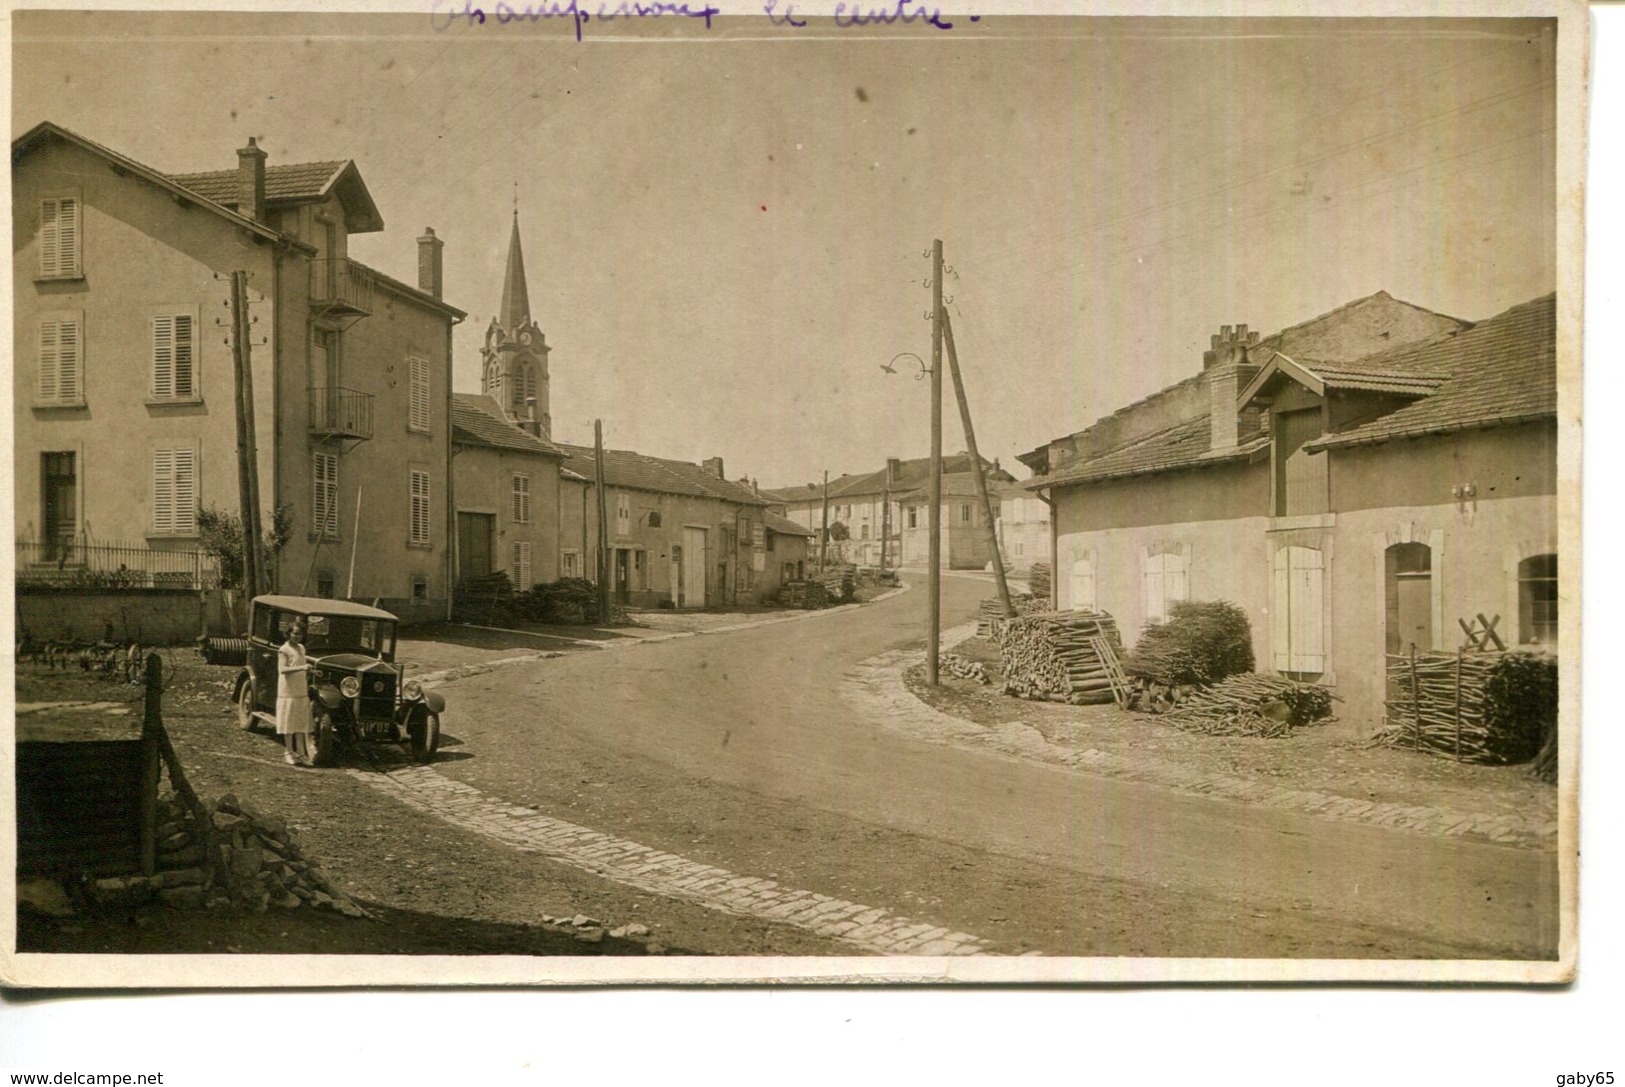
[479,208,551,437]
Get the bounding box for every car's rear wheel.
[236,677,257,730]
[310,706,339,768]
[408,708,440,764]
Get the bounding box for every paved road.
[427,577,1559,958]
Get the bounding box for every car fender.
[421,689,446,714]
[233,670,252,700]
[313,685,346,711]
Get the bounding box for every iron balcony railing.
[308,386,375,441]
[309,257,376,319]
[15,537,220,590]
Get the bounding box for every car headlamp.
[403,679,423,700]
[340,676,362,698]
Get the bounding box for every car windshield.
[298,614,395,658]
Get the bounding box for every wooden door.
[457,513,494,581]
[682,527,707,608]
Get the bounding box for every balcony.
[309,258,376,321]
[308,387,374,441]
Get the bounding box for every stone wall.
[16,587,206,645]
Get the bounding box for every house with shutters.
[451,393,566,591]
[766,453,1014,570]
[12,122,463,623]
[557,448,811,609]
[1021,290,1558,729]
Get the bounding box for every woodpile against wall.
[1372,649,1556,766]
[999,610,1126,705]
[975,594,1048,640]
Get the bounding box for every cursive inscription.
[431,0,722,41]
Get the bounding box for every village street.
[391,576,1559,959]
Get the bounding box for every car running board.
[251,711,279,727]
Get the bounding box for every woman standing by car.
[277,619,314,766]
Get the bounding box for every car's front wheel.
[310,706,340,768]
[407,707,441,764]
[236,677,257,730]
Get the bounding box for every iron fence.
[15,537,221,590]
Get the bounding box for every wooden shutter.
[410,470,431,544]
[409,357,430,431]
[1143,552,1166,623]
[153,449,175,535]
[38,318,80,402]
[1069,555,1095,612]
[512,474,530,523]
[40,198,79,278]
[512,542,532,591]
[1166,550,1190,607]
[1271,548,1292,671]
[1273,546,1325,673]
[172,448,197,535]
[314,453,338,537]
[153,316,175,398]
[174,315,194,399]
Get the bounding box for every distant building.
[12,122,464,623]
[1023,291,1557,727]
[993,480,1050,574]
[765,453,1014,570]
[451,393,566,590]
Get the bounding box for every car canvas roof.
[253,595,399,621]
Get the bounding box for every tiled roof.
[452,394,564,456]
[769,454,1012,503]
[555,445,769,505]
[1307,293,1556,450]
[895,471,1008,501]
[764,512,814,537]
[169,161,347,204]
[1028,416,1268,489]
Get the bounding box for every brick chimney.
[1204,323,1262,452]
[417,227,444,300]
[702,456,724,479]
[237,137,267,223]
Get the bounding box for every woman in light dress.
[276,620,315,766]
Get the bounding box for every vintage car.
[232,595,443,766]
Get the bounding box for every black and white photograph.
[4,0,1585,998]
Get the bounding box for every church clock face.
[519,332,533,346]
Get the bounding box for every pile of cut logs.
[938,653,991,685]
[999,610,1124,705]
[1160,673,1334,738]
[975,594,1048,640]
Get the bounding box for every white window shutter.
[1143,551,1166,623]
[57,198,78,275]
[1069,555,1095,612]
[172,448,197,534]
[152,316,175,398]
[1166,551,1190,606]
[174,315,194,399]
[1271,548,1292,671]
[153,449,175,535]
[1290,547,1326,672]
[410,357,429,431]
[59,319,81,401]
[38,321,60,401]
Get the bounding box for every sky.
[10,11,1556,486]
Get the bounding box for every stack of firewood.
[999,610,1124,705]
[938,653,991,685]
[779,580,834,609]
[1027,562,1051,602]
[1160,673,1335,738]
[975,594,1048,640]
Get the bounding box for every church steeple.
[499,208,531,330]
[480,201,552,439]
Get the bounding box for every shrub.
[1124,600,1255,687]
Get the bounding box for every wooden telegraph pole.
[820,469,830,572]
[594,419,611,624]
[942,308,1014,617]
[230,271,263,602]
[927,239,944,686]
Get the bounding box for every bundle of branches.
[779,580,834,609]
[1161,672,1335,738]
[1372,650,1555,764]
[938,653,991,685]
[1027,562,1052,602]
[999,610,1124,705]
[515,577,606,625]
[1124,600,1255,687]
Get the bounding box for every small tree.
[198,505,294,592]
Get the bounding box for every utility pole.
[942,308,1014,617]
[928,239,943,686]
[880,481,891,575]
[820,469,830,573]
[230,271,263,603]
[594,419,611,623]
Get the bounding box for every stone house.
[12,122,464,624]
[451,393,566,591]
[1022,290,1558,729]
[767,453,1013,569]
[993,479,1051,575]
[557,450,810,608]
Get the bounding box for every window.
[1271,545,1325,674]
[1069,554,1096,612]
[152,446,198,536]
[960,504,972,524]
[562,550,580,578]
[315,576,335,599]
[408,356,430,432]
[412,576,428,604]
[39,196,81,279]
[410,470,431,545]
[151,313,197,400]
[907,507,918,529]
[511,541,533,592]
[1142,549,1190,625]
[861,523,870,540]
[616,493,631,537]
[1519,554,1558,646]
[37,315,83,405]
[313,452,339,538]
[512,473,531,524]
